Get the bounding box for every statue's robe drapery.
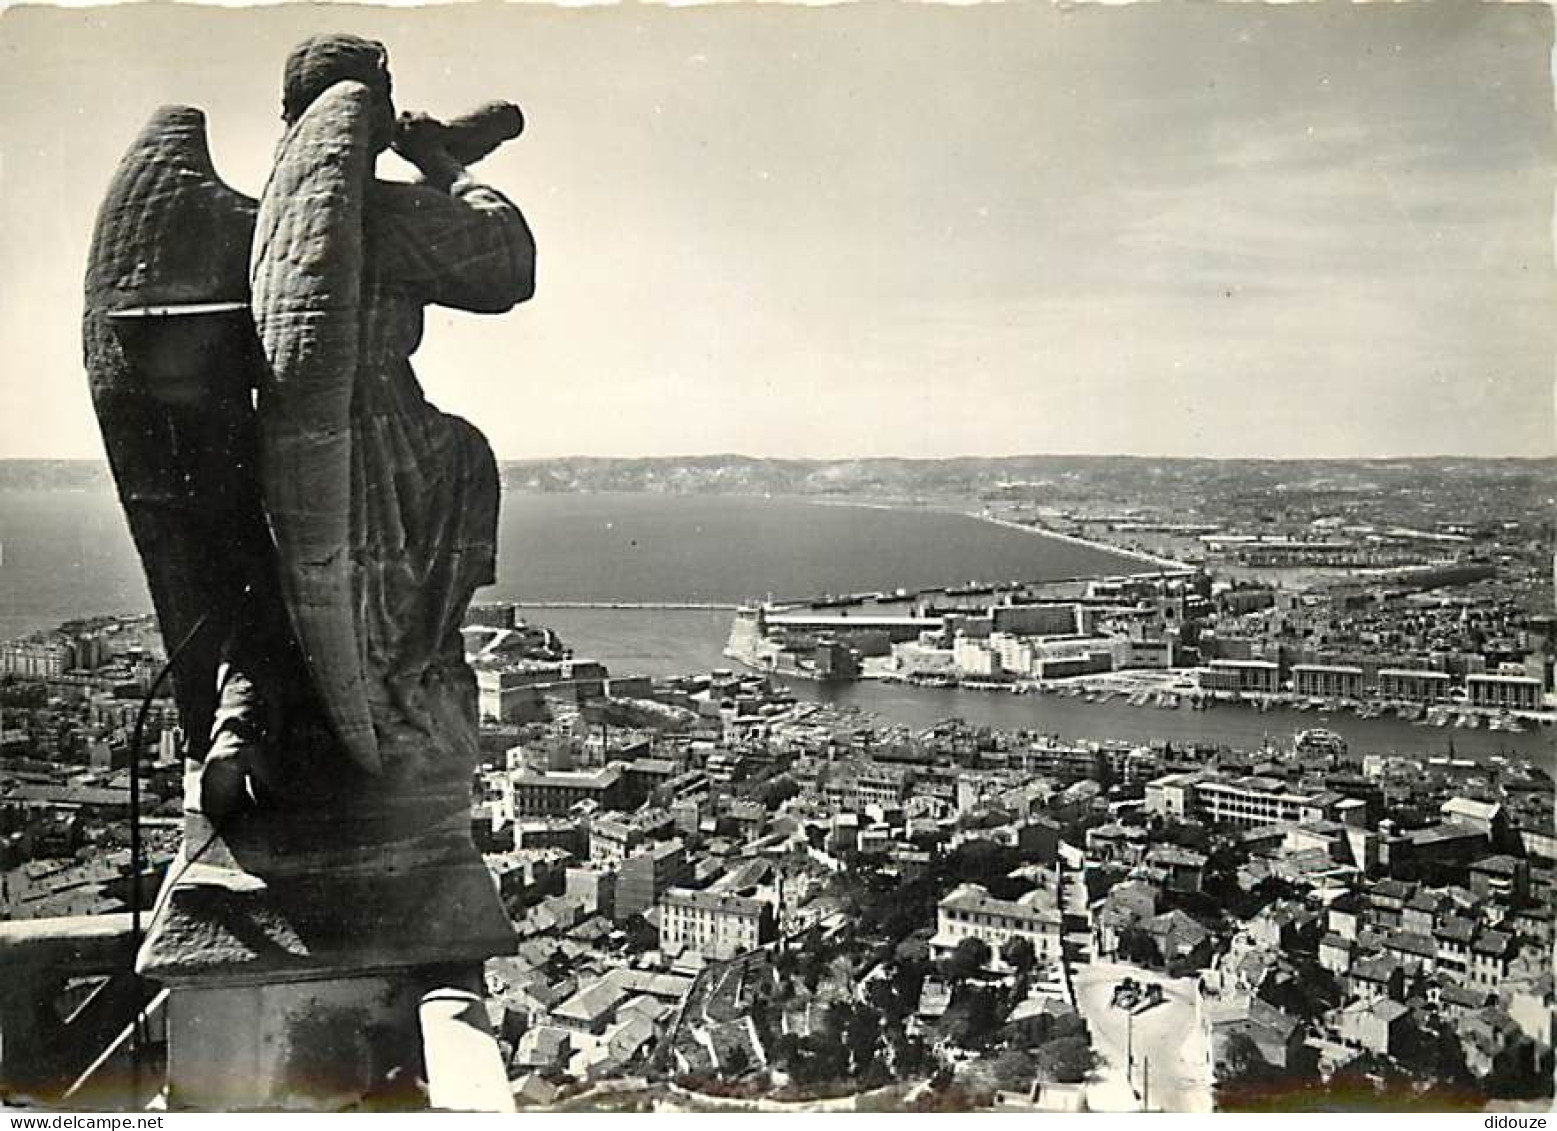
[348,177,533,784]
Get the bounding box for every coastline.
[968,511,1195,575]
[795,493,1193,577]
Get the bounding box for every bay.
[2,486,1551,766]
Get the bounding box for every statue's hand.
[395,104,523,178]
[393,111,464,188]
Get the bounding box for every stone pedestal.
[137,774,515,1110]
[161,972,425,1110]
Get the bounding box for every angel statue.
[81,34,533,1019]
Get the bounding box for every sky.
[0,0,1553,461]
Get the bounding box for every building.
[1440,797,1505,839]
[614,839,686,920]
[1141,909,1212,972]
[1434,917,1477,981]
[1147,771,1338,829]
[550,980,628,1035]
[1468,855,1527,901]
[1204,997,1305,1074]
[1144,844,1209,893]
[1468,930,1516,990]
[1085,822,1149,867]
[823,762,914,812]
[1121,637,1176,670]
[1201,660,1281,695]
[1009,741,1101,782]
[0,640,75,679]
[1291,664,1365,701]
[658,887,775,959]
[1143,772,1200,820]
[991,603,1086,637]
[930,883,1062,967]
[589,815,642,864]
[511,765,625,817]
[813,638,860,680]
[477,661,608,722]
[564,866,615,918]
[514,816,589,856]
[1334,998,1410,1058]
[1465,674,1542,712]
[1348,954,1405,1002]
[953,636,1001,679]
[1376,668,1451,704]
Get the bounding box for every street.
[1071,961,1213,1113]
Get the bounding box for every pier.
[510,600,740,611]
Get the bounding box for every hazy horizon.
[2,1,1553,461]
[2,451,1552,467]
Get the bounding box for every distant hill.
[0,460,113,490]
[4,454,1553,501]
[494,453,1557,503]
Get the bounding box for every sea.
[1,486,1551,767]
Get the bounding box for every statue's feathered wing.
[83,107,270,763]
[250,80,380,775]
[84,89,382,777]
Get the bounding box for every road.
[1071,961,1213,1114]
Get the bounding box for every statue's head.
[281,34,396,152]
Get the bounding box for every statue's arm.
[368,176,536,314]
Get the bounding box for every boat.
[1490,713,1527,734]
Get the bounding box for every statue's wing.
[83,106,271,762]
[250,80,381,776]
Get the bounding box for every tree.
[990,1049,1037,1090]
[1034,1035,1095,1084]
[940,937,991,982]
[1049,1011,1088,1043]
[1116,926,1159,967]
[1001,936,1036,977]
[771,1032,803,1072]
[1220,1032,1275,1084]
[942,986,1000,1050]
[891,1032,931,1077]
[866,977,908,1024]
[845,1006,882,1076]
[801,1032,848,1083]
[723,1045,750,1077]
[622,914,658,953]
[758,774,801,808]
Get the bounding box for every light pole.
[1126,1006,1133,1069]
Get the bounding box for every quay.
[970,511,1195,574]
[511,600,741,611]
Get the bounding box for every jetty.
[511,601,740,611]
